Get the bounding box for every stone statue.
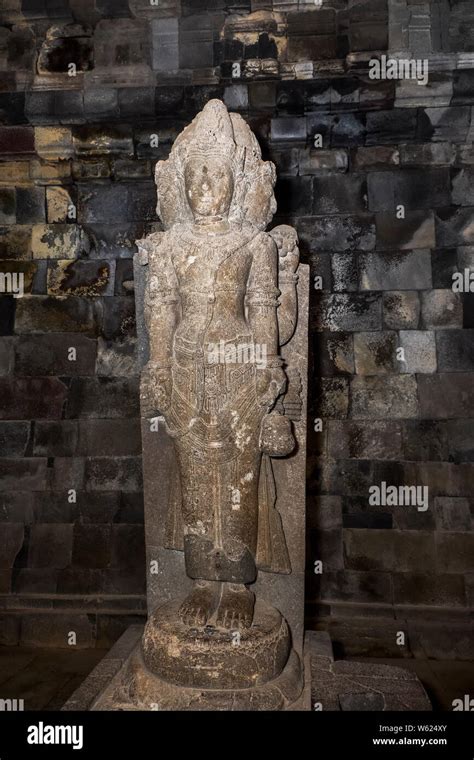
[93,100,309,710]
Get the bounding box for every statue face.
[184,157,234,219]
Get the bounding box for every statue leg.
[177,444,260,628]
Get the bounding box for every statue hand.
[140,364,172,416]
[256,367,287,409]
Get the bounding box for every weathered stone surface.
[383,291,420,329]
[435,533,474,574]
[0,377,67,419]
[434,497,471,532]
[15,296,97,334]
[398,331,437,374]
[47,259,113,296]
[420,290,463,328]
[354,331,398,375]
[344,529,436,573]
[28,524,73,569]
[375,212,436,250]
[14,334,97,376]
[84,457,143,492]
[328,420,402,461]
[0,523,24,568]
[351,375,419,419]
[34,127,73,159]
[418,374,474,418]
[66,377,140,419]
[312,294,382,332]
[360,250,432,290]
[436,330,474,372]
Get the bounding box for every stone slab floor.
[0,647,473,711]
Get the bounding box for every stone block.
[431,248,458,289]
[435,533,474,574]
[66,377,139,419]
[0,189,16,224]
[84,457,143,492]
[73,126,134,156]
[152,18,179,72]
[21,613,94,648]
[15,188,45,224]
[0,421,30,456]
[77,419,141,456]
[15,295,97,334]
[0,523,24,568]
[72,524,112,569]
[398,331,437,374]
[312,293,382,332]
[0,377,67,419]
[45,186,74,223]
[0,126,34,155]
[435,207,474,248]
[34,127,73,159]
[270,117,307,143]
[0,337,14,375]
[376,212,436,250]
[445,419,474,463]
[360,250,432,290]
[99,296,136,339]
[351,375,419,419]
[328,420,402,460]
[366,109,417,145]
[418,374,474,418]
[308,528,344,572]
[313,173,367,214]
[32,224,89,259]
[434,497,471,531]
[313,332,354,375]
[78,182,155,223]
[383,291,420,329]
[400,143,455,166]
[354,331,398,374]
[436,329,474,372]
[110,525,145,570]
[47,259,114,296]
[393,574,466,608]
[316,377,349,419]
[28,524,73,569]
[48,457,85,490]
[367,169,450,212]
[402,421,449,462]
[0,161,30,185]
[420,107,470,143]
[344,529,436,573]
[318,570,393,605]
[353,146,399,169]
[451,169,474,206]
[29,159,71,184]
[14,569,59,594]
[33,420,78,457]
[14,333,97,376]
[275,177,312,215]
[84,88,120,120]
[0,225,32,260]
[299,149,348,174]
[420,290,463,328]
[297,215,375,253]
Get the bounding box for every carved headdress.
[155,99,276,230]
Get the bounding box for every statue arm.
[268,225,300,347]
[246,233,286,408]
[137,233,179,414]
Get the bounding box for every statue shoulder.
[248,230,278,260]
[135,230,168,266]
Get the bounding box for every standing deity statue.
[119,99,306,708]
[137,100,299,632]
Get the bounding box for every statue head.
[154,100,277,231]
[184,155,234,221]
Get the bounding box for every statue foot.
[215,583,255,630]
[178,580,219,627]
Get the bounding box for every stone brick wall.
[0,0,472,656]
